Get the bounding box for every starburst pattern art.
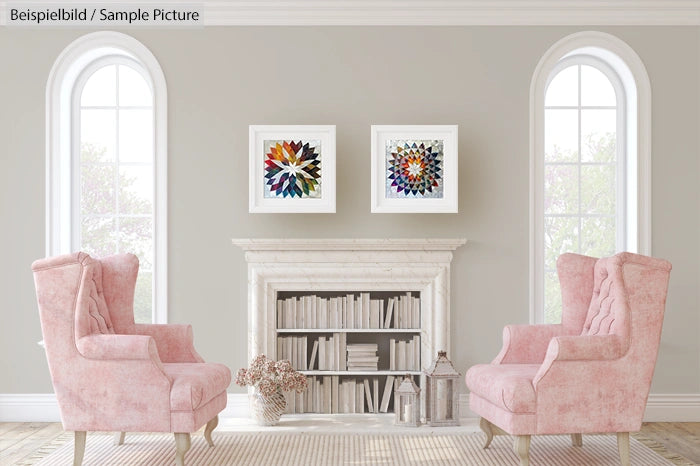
[263,140,322,198]
[386,140,444,199]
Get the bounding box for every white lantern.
[394,374,420,427]
[424,350,460,426]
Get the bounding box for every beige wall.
[0,26,697,395]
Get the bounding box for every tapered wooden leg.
[571,433,582,447]
[114,432,126,446]
[513,435,531,466]
[174,433,191,466]
[479,417,494,449]
[617,432,630,466]
[73,431,86,466]
[204,415,219,447]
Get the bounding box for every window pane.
[581,216,616,258]
[544,271,562,324]
[81,217,117,257]
[118,65,152,107]
[119,217,153,269]
[544,216,579,270]
[81,109,116,161]
[581,109,616,162]
[581,65,616,107]
[581,165,616,215]
[81,65,116,107]
[133,271,153,324]
[80,160,115,215]
[119,165,153,215]
[119,109,153,164]
[545,165,579,214]
[545,109,578,162]
[545,65,578,107]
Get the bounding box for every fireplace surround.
[232,239,466,374]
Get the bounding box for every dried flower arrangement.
[235,354,308,397]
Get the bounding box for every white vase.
[252,388,287,426]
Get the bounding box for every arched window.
[531,31,651,323]
[47,32,167,323]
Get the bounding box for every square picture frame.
[371,125,458,213]
[249,125,336,213]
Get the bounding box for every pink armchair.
[465,252,671,466]
[32,252,231,466]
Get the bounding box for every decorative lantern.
[394,374,421,427]
[424,350,460,426]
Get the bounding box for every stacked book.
[346,343,379,371]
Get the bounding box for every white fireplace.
[232,239,466,372]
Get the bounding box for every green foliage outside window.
[80,143,153,323]
[544,132,617,323]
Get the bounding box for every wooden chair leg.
[571,433,582,446]
[513,435,531,466]
[479,417,495,449]
[114,432,126,446]
[617,432,630,466]
[73,431,86,466]
[204,415,219,447]
[174,432,191,466]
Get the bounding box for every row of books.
[278,334,421,372]
[284,375,399,414]
[277,292,420,329]
[389,336,421,371]
[277,334,348,371]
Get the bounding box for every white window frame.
[46,31,168,324]
[530,31,652,323]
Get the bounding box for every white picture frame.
[249,125,336,213]
[371,125,458,213]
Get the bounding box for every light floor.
[0,420,698,465]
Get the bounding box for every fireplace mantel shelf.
[231,238,466,252]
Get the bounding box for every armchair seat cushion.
[465,364,539,414]
[164,363,232,412]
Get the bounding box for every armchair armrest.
[76,334,161,361]
[133,323,204,363]
[543,334,625,362]
[493,324,564,364]
[533,334,626,387]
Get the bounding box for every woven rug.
[30,431,675,466]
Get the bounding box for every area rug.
[30,431,676,466]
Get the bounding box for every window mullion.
[577,64,582,255]
[114,65,121,254]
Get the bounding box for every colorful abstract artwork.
[263,139,322,199]
[249,125,336,213]
[385,140,444,199]
[371,125,457,213]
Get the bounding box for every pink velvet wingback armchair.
[465,252,671,466]
[32,252,231,466]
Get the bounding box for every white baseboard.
[643,394,700,422]
[0,394,62,422]
[2,392,699,423]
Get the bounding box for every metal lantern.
[424,350,460,426]
[394,374,421,427]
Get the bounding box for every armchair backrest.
[561,252,671,418]
[581,254,631,339]
[32,252,142,380]
[581,253,671,340]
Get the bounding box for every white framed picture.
[371,125,458,213]
[249,125,336,213]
